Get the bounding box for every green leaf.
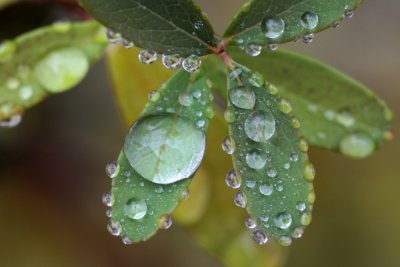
[223,0,362,47]
[0,21,106,121]
[108,68,214,243]
[0,0,18,9]
[229,47,392,158]
[226,62,314,245]
[79,0,217,56]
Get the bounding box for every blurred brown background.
[0,0,399,266]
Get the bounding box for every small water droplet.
[205,106,215,119]
[248,72,265,87]
[300,212,312,226]
[162,54,182,69]
[261,17,285,39]
[234,191,247,208]
[278,236,292,246]
[308,191,316,205]
[344,9,354,19]
[194,20,204,30]
[179,93,194,107]
[300,11,319,30]
[260,215,269,222]
[155,185,164,194]
[139,49,157,64]
[196,120,205,128]
[105,162,119,179]
[121,38,134,49]
[106,29,122,43]
[18,85,33,100]
[230,86,256,109]
[159,215,173,229]
[245,44,262,57]
[283,162,290,169]
[332,20,340,28]
[245,216,257,229]
[148,90,160,102]
[279,99,292,114]
[259,183,273,196]
[274,212,292,229]
[124,198,147,220]
[107,221,122,236]
[6,78,20,90]
[106,208,112,218]
[122,235,133,245]
[292,227,304,239]
[51,21,72,32]
[221,136,235,155]
[224,109,236,123]
[336,111,355,127]
[252,229,268,245]
[290,153,299,162]
[296,201,307,212]
[246,150,267,170]
[324,110,336,121]
[226,170,240,189]
[299,139,308,152]
[267,168,277,178]
[0,114,22,128]
[303,162,315,182]
[245,111,276,142]
[245,178,256,189]
[302,33,315,44]
[267,43,278,51]
[339,133,375,158]
[182,55,201,72]
[102,192,114,207]
[124,115,205,184]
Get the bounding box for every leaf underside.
[0,21,106,120]
[79,0,217,56]
[227,62,314,244]
[224,0,362,46]
[229,47,392,157]
[110,69,213,242]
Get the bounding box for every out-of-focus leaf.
[229,47,392,158]
[79,0,217,56]
[225,62,314,245]
[0,21,106,121]
[0,0,18,9]
[223,0,362,48]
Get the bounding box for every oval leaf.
[224,0,362,47]
[229,47,392,158]
[226,62,314,245]
[0,21,106,121]
[107,69,214,243]
[79,0,217,56]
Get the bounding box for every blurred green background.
[0,0,399,266]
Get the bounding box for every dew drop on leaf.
[344,9,354,19]
[244,111,276,142]
[121,38,134,49]
[122,235,134,245]
[302,33,315,44]
[102,192,114,207]
[51,21,72,33]
[245,44,262,57]
[246,150,267,170]
[0,114,22,128]
[234,190,247,208]
[261,17,285,39]
[274,212,292,229]
[124,198,147,220]
[296,201,307,212]
[252,229,268,245]
[124,115,205,184]
[303,162,315,182]
[221,136,235,155]
[259,183,273,196]
[226,170,240,189]
[159,215,173,229]
[339,133,375,158]
[138,49,157,64]
[107,221,122,236]
[336,111,355,127]
[182,55,201,72]
[245,216,257,229]
[229,86,256,109]
[106,28,122,44]
[161,54,182,69]
[292,227,304,239]
[300,12,319,30]
[105,161,119,179]
[179,92,194,107]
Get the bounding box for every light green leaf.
[229,47,392,158]
[224,0,362,47]
[79,0,217,56]
[108,69,214,243]
[0,21,106,121]
[226,62,314,245]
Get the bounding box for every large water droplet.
[178,93,193,107]
[274,212,292,229]
[234,191,247,208]
[182,55,201,72]
[34,48,89,93]
[124,115,205,184]
[245,111,276,142]
[107,221,122,236]
[252,229,268,245]
[261,17,285,39]
[230,86,256,110]
[300,11,319,30]
[246,150,267,169]
[0,114,22,128]
[222,136,235,155]
[226,170,240,189]
[245,44,262,57]
[124,198,147,220]
[0,40,16,62]
[259,183,273,196]
[339,133,375,158]
[162,54,182,69]
[139,49,157,64]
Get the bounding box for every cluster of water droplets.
[242,7,354,57]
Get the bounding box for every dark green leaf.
[0,21,106,121]
[226,62,314,245]
[108,69,214,243]
[229,47,392,158]
[224,0,362,47]
[79,0,217,56]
